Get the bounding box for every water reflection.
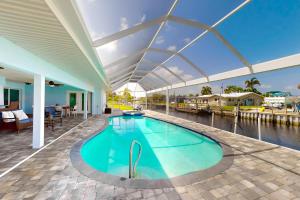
[150,107,300,151]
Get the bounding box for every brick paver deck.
[0,115,86,175]
[0,110,299,200]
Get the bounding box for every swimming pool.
[81,116,223,180]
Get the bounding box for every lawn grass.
[107,101,133,111]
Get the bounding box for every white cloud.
[167,45,177,51]
[98,40,118,52]
[169,65,193,80]
[183,37,191,44]
[120,17,129,31]
[140,14,146,23]
[260,84,272,89]
[155,36,165,45]
[90,31,105,39]
[285,85,295,91]
[134,14,147,26]
[164,21,172,31]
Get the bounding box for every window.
[4,88,8,106]
[3,88,20,106]
[10,89,19,102]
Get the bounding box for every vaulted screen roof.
[74,0,300,92]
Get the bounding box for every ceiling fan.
[24,81,64,87]
[47,81,64,87]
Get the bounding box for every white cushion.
[2,111,15,123]
[12,110,28,121]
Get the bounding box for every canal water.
[149,107,300,151]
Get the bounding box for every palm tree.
[201,86,212,95]
[245,77,261,92]
[224,85,244,94]
[297,84,300,90]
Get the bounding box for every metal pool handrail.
[129,140,142,179]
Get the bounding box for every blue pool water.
[81,116,223,179]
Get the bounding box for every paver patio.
[0,110,299,200]
[0,115,86,175]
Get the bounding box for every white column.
[33,74,45,149]
[258,114,262,140]
[84,91,88,119]
[92,91,97,115]
[166,88,169,115]
[0,85,4,106]
[100,88,106,114]
[0,76,5,106]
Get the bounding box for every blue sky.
[76,0,300,96]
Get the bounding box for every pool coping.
[70,114,234,189]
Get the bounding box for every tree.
[122,88,133,103]
[201,86,212,95]
[297,84,300,90]
[245,77,261,93]
[224,85,244,94]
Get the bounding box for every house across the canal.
[197,92,263,107]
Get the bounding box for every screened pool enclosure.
[75,0,300,93]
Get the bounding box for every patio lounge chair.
[13,110,33,134]
[45,106,62,131]
[0,110,33,133]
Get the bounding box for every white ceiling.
[0,67,33,84]
[0,0,106,89]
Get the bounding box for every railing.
[129,140,142,179]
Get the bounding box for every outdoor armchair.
[45,106,62,131]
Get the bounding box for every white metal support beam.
[128,0,179,82]
[83,90,88,119]
[138,82,149,90]
[104,48,147,69]
[110,71,133,82]
[146,53,300,93]
[138,48,208,83]
[166,88,169,115]
[107,64,137,80]
[92,16,165,47]
[148,47,208,77]
[152,72,172,86]
[168,15,253,73]
[111,72,132,84]
[140,77,160,90]
[141,1,252,91]
[112,78,130,89]
[139,79,154,90]
[143,59,186,82]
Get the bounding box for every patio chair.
[0,110,33,133]
[70,105,78,117]
[45,106,62,131]
[0,111,17,132]
[12,110,33,134]
[0,101,19,112]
